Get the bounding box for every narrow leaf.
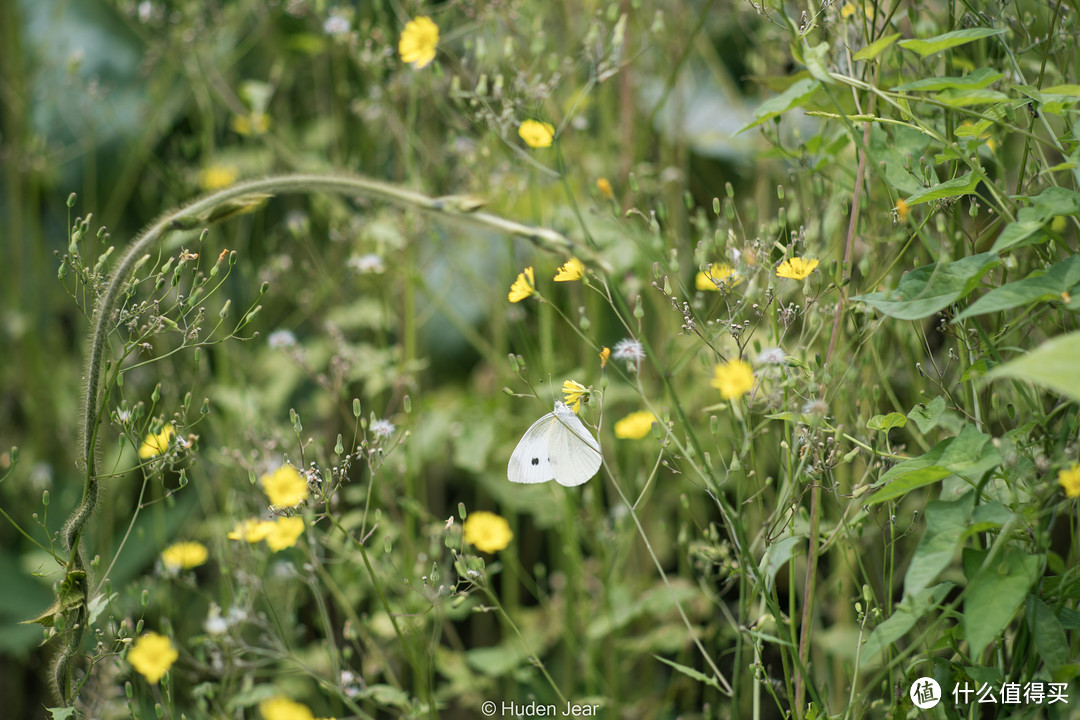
[986,331,1080,403]
[905,172,981,205]
[964,549,1041,659]
[852,252,999,320]
[854,33,901,62]
[739,78,821,132]
[898,28,1005,57]
[904,500,970,596]
[894,68,1003,92]
[955,255,1080,320]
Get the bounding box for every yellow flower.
[463,511,513,553]
[614,411,656,440]
[696,264,741,291]
[840,3,856,18]
[198,165,237,190]
[895,198,910,222]
[518,120,555,148]
[265,516,305,552]
[596,177,614,200]
[508,266,535,302]
[1059,463,1080,498]
[711,359,755,400]
[231,112,271,136]
[554,257,584,282]
[775,257,819,280]
[127,632,178,684]
[227,518,275,543]
[599,347,610,369]
[161,541,208,571]
[561,380,588,413]
[259,697,316,720]
[398,16,439,69]
[260,465,309,508]
[139,424,175,459]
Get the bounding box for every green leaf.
[955,255,1080,320]
[761,535,803,587]
[993,187,1080,252]
[867,412,908,432]
[989,211,1047,253]
[898,28,1005,57]
[854,33,902,62]
[905,172,982,205]
[740,78,821,132]
[954,119,995,137]
[867,425,1001,504]
[852,252,999,320]
[908,396,947,433]
[867,466,952,504]
[466,642,530,677]
[46,709,76,720]
[904,500,970,596]
[893,68,1003,92]
[653,655,723,690]
[986,331,1080,402]
[963,548,1041,658]
[859,584,952,666]
[803,42,835,84]
[933,89,1010,107]
[959,358,995,383]
[358,685,414,710]
[1040,84,1080,96]
[1027,597,1073,677]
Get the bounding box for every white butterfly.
[508,402,602,486]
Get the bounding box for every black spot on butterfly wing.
[531,457,540,466]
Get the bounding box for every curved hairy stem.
[55,172,589,705]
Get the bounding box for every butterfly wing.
[547,402,602,487]
[507,410,558,484]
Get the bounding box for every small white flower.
[802,399,828,417]
[226,606,248,626]
[323,14,351,35]
[612,338,646,362]
[757,347,787,365]
[268,330,297,349]
[204,604,228,635]
[371,419,395,438]
[137,1,153,22]
[349,253,385,274]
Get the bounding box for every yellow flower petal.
[260,465,309,508]
[895,198,910,222]
[710,359,755,400]
[227,519,275,543]
[265,516,305,551]
[561,380,588,413]
[518,120,555,148]
[554,257,584,282]
[599,347,611,369]
[1058,462,1080,498]
[127,632,178,684]
[596,177,614,200]
[139,424,175,459]
[614,411,657,440]
[775,257,819,280]
[399,16,439,69]
[463,511,513,553]
[508,266,535,302]
[696,264,741,291]
[161,541,209,571]
[259,697,316,720]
